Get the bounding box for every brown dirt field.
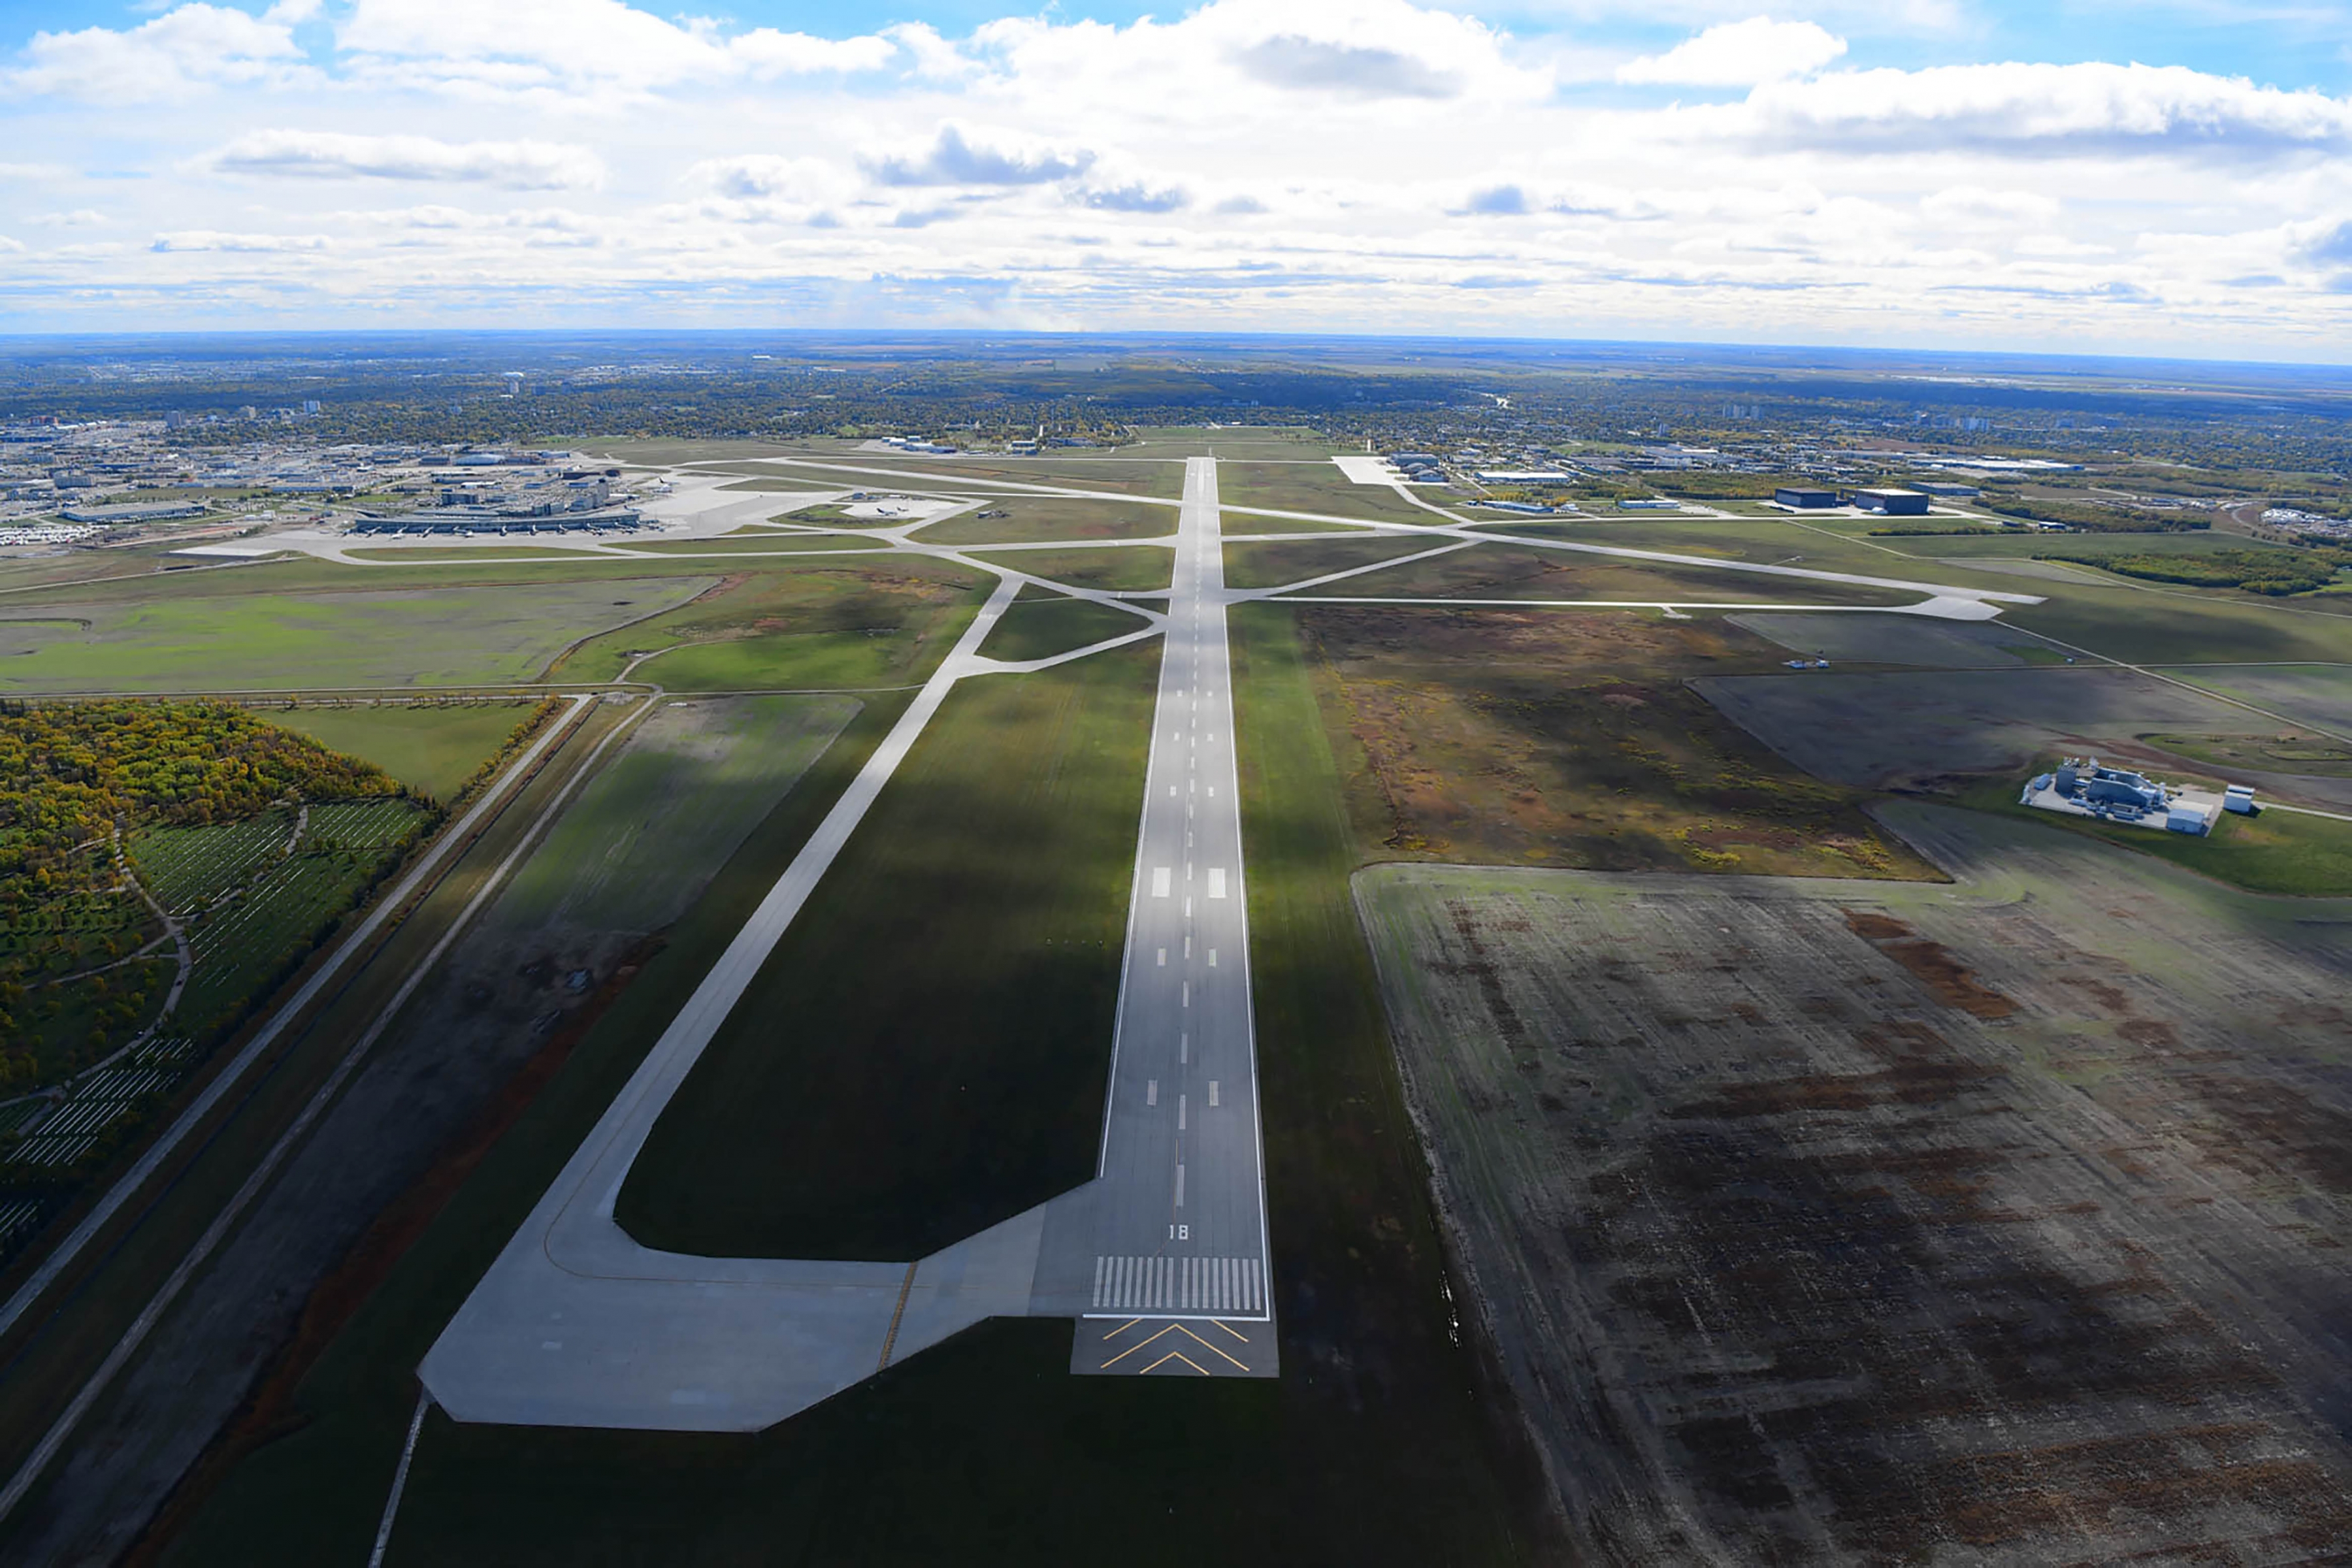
[1357,804,2352,1563]
[1295,605,1934,879]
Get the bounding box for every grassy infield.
[23,453,2352,1560]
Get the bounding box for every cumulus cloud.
[966,0,1551,114]
[1235,36,1460,99]
[864,125,1094,186]
[29,210,107,228]
[336,0,893,94]
[1080,182,1190,213]
[1619,16,1846,88]
[208,131,605,190]
[1742,61,2352,155]
[1919,186,2062,226]
[687,155,853,204]
[152,229,331,252]
[9,2,306,99]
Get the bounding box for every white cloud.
[1618,16,1846,88]
[207,131,606,190]
[336,0,893,95]
[29,209,108,228]
[152,229,331,252]
[9,3,306,98]
[1079,182,1190,213]
[687,155,855,204]
[964,0,1553,114]
[1919,186,2062,226]
[1740,61,2352,154]
[863,125,1095,187]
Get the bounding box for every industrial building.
[59,501,205,523]
[1853,487,1931,515]
[348,508,644,538]
[2021,757,2234,836]
[1774,487,1837,508]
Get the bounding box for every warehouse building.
[1854,487,1931,515]
[1774,487,1837,508]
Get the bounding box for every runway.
[421,454,1270,1428]
[1030,454,1277,1377]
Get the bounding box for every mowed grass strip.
[615,642,1157,1259]
[911,497,1175,546]
[977,593,1153,662]
[966,544,1172,593]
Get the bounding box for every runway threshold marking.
[1096,1322,1249,1373]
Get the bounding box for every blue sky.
[1,1,2347,357]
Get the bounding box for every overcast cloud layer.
[1,0,2349,357]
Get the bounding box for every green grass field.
[266,702,539,801]
[977,593,1152,662]
[617,640,1156,1259]
[498,694,861,933]
[629,630,944,691]
[0,579,718,694]
[1217,463,1439,525]
[968,545,1173,593]
[549,560,987,686]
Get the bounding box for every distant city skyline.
[1,0,2347,359]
